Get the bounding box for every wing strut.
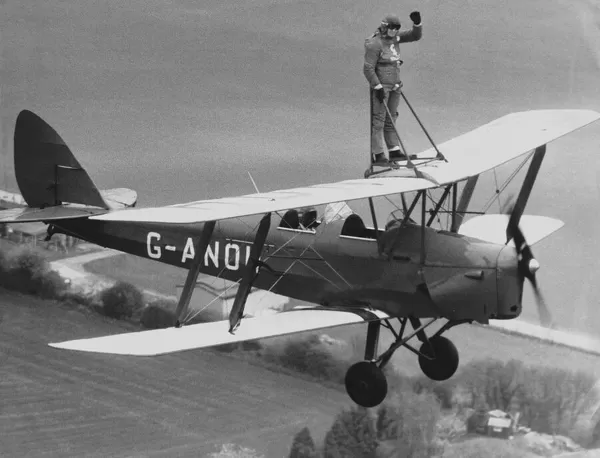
[451,176,479,233]
[506,145,546,242]
[174,221,216,327]
[368,198,380,242]
[228,212,272,333]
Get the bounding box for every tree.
[289,427,318,458]
[458,358,597,438]
[376,403,397,442]
[375,391,441,458]
[323,406,378,458]
[100,280,144,319]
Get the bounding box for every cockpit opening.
[278,208,320,232]
[340,214,379,240]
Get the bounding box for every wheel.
[418,336,459,381]
[344,361,388,408]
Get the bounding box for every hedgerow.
[262,334,347,384]
[140,299,176,329]
[0,247,68,299]
[99,281,144,319]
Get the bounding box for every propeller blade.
[532,283,554,328]
[505,202,554,328]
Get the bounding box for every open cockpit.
[278,208,320,232]
[276,206,382,241]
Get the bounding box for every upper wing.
[91,175,436,224]
[415,109,600,184]
[90,109,599,225]
[48,306,389,356]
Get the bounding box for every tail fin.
[14,110,109,209]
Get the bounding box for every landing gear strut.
[344,317,466,408]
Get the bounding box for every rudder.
[14,110,109,209]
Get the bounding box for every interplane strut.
[228,213,272,333]
[174,220,217,327]
[506,145,546,242]
[451,175,479,232]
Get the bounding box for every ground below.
[0,291,348,457]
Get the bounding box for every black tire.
[418,336,459,381]
[344,361,388,408]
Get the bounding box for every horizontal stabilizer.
[49,307,389,356]
[100,188,137,209]
[0,205,108,223]
[458,214,564,246]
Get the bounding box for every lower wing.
[458,214,564,246]
[49,306,389,356]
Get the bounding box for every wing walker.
[1,105,598,408]
[365,88,447,181]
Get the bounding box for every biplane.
[2,107,599,408]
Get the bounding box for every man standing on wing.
[364,12,422,165]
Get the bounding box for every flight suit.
[364,24,422,158]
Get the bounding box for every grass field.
[0,290,351,457]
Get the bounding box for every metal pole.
[383,102,415,169]
[369,88,372,171]
[451,182,458,231]
[420,192,426,266]
[400,91,447,162]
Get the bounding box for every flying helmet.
[381,14,401,30]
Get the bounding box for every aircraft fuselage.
[55,213,522,324]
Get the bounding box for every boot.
[389,150,417,162]
[372,153,388,165]
[389,149,407,162]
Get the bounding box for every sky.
[2,0,600,332]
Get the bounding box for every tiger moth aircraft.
[2,108,599,408]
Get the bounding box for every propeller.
[505,203,554,328]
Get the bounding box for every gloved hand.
[374,84,385,103]
[392,82,403,92]
[410,11,421,25]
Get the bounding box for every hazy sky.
[2,0,600,332]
